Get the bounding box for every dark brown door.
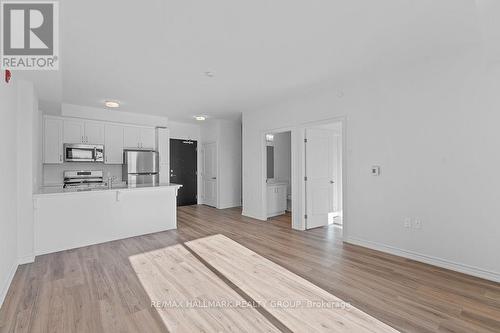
[170,139,197,206]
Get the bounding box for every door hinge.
[304,138,308,143]
[304,176,308,181]
[304,214,308,219]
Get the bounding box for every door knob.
[212,177,217,180]
[330,180,335,184]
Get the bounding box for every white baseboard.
[18,254,35,265]
[218,202,242,210]
[344,237,500,283]
[267,211,286,218]
[241,210,266,221]
[0,261,18,308]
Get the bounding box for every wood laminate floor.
[1,205,500,332]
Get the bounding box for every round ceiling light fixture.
[194,115,207,121]
[104,100,120,108]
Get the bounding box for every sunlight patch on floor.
[129,243,279,333]
[186,234,399,333]
[129,235,398,332]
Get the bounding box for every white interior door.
[202,143,218,207]
[332,135,342,216]
[305,128,335,229]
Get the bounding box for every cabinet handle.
[59,155,62,162]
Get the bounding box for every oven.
[64,144,104,163]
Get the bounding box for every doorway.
[304,121,343,230]
[265,131,292,227]
[201,142,218,207]
[170,139,198,206]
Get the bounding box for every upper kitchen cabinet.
[63,119,84,144]
[123,126,141,148]
[104,124,124,164]
[84,121,104,144]
[141,127,156,149]
[124,126,155,149]
[44,116,63,164]
[63,119,104,144]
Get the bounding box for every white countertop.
[266,181,288,186]
[34,183,182,197]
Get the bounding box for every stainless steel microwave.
[64,144,104,163]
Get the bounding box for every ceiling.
[18,0,489,122]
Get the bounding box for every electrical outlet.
[414,219,422,230]
[371,166,381,176]
[404,218,411,229]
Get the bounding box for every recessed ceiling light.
[194,115,207,121]
[104,101,120,108]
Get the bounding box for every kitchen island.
[33,183,182,255]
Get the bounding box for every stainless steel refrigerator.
[122,150,159,186]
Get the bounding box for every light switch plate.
[371,166,381,176]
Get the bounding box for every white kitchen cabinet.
[156,128,169,165]
[63,119,104,144]
[104,124,124,164]
[159,164,170,184]
[266,183,287,218]
[124,126,155,149]
[156,128,170,183]
[141,128,156,149]
[44,116,161,166]
[63,119,84,144]
[43,117,63,164]
[123,126,141,148]
[84,121,104,144]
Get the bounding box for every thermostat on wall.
[371,166,381,176]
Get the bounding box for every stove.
[63,170,106,189]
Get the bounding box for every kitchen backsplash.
[43,163,122,186]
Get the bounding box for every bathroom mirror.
[266,146,274,179]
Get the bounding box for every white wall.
[200,119,242,209]
[16,81,39,264]
[169,121,200,141]
[242,47,500,281]
[218,120,242,209]
[0,80,19,306]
